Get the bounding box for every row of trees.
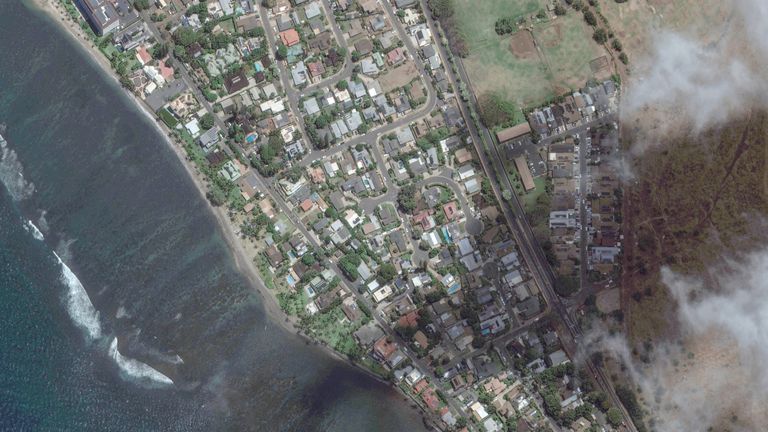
[427,0,469,57]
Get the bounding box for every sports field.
[453,0,606,109]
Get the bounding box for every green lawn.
[256,255,276,290]
[536,13,606,91]
[305,306,362,357]
[158,108,179,128]
[453,0,606,109]
[521,176,548,213]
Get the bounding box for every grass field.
[453,0,606,109]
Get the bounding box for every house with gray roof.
[303,97,320,115]
[348,80,367,99]
[198,126,221,153]
[304,1,322,19]
[360,57,380,76]
[330,119,349,139]
[344,109,364,132]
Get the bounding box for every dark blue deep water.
[0,2,426,430]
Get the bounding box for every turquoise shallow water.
[0,2,426,430]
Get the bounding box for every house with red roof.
[397,310,420,328]
[442,201,459,221]
[421,387,441,411]
[136,45,152,65]
[279,29,300,47]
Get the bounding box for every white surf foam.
[25,220,44,241]
[108,338,174,385]
[0,136,35,201]
[53,252,102,340]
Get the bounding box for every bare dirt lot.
[597,0,734,61]
[509,29,537,59]
[379,62,420,93]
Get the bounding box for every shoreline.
[27,0,398,389]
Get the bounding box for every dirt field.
[378,62,420,93]
[454,0,607,110]
[597,0,734,62]
[509,30,536,59]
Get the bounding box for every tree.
[276,44,288,60]
[378,263,397,283]
[554,275,578,297]
[428,0,454,18]
[554,4,566,15]
[583,10,597,26]
[612,39,623,51]
[593,28,608,44]
[606,407,623,427]
[494,17,516,35]
[478,92,512,127]
[336,80,348,90]
[206,188,227,206]
[619,52,629,64]
[173,28,200,47]
[200,113,214,130]
[133,0,150,11]
[397,184,417,213]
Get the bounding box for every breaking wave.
[25,220,44,241]
[109,338,174,385]
[0,136,35,201]
[53,252,102,340]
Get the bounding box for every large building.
[76,0,120,36]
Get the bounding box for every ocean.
[0,1,427,431]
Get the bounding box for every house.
[354,322,385,346]
[373,336,399,364]
[225,71,249,94]
[307,61,325,79]
[309,32,333,51]
[457,164,475,180]
[198,127,221,152]
[265,245,284,267]
[386,47,405,65]
[304,1,322,19]
[360,57,380,76]
[279,28,301,47]
[359,0,378,13]
[303,97,320,115]
[329,191,346,210]
[291,61,308,86]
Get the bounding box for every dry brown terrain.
[623,109,768,344]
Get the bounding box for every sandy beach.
[25,0,401,385]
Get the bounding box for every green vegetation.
[615,386,646,432]
[397,184,417,213]
[554,275,578,297]
[250,132,285,176]
[303,306,363,359]
[339,253,362,280]
[451,0,605,111]
[157,108,179,128]
[606,407,623,427]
